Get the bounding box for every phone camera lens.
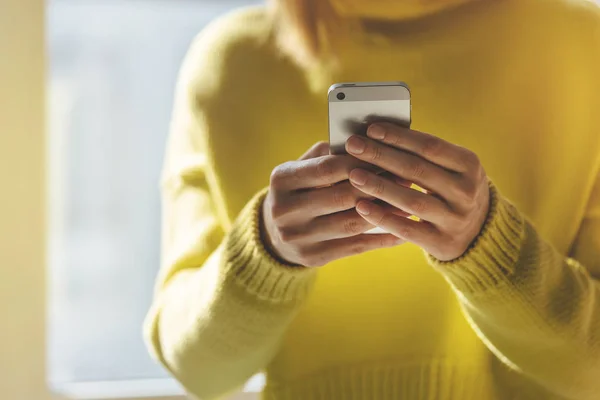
[337,92,346,100]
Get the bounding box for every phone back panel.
[328,82,411,155]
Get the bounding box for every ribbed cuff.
[427,182,526,294]
[223,188,317,303]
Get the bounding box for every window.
[47,0,263,398]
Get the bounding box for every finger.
[281,209,375,243]
[379,171,413,188]
[345,135,457,198]
[271,155,376,191]
[349,168,449,224]
[377,202,412,218]
[299,141,330,160]
[305,233,404,266]
[289,181,372,218]
[380,173,431,196]
[355,200,440,249]
[365,123,476,173]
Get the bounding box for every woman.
[145,0,600,399]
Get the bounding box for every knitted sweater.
[145,1,600,398]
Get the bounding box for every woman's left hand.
[345,123,491,262]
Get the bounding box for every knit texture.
[145,1,600,399]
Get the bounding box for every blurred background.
[1,0,259,399]
[46,0,262,398]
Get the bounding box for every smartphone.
[328,82,411,154]
[328,82,411,234]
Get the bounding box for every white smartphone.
[328,82,411,234]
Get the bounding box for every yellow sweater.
[145,1,600,399]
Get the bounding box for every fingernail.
[346,136,366,154]
[367,124,385,140]
[350,169,368,185]
[356,201,371,215]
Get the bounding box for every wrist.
[259,195,301,267]
[224,188,317,303]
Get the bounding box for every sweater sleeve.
[428,174,600,400]
[143,11,316,399]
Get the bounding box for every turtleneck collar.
[301,0,489,93]
[330,0,481,21]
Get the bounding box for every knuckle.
[270,164,290,188]
[391,131,403,147]
[398,225,412,239]
[332,185,353,208]
[349,241,368,255]
[315,157,335,180]
[343,217,362,235]
[408,161,426,180]
[380,234,398,248]
[370,145,383,162]
[421,137,442,158]
[408,197,427,215]
[462,150,481,170]
[373,178,386,196]
[374,212,387,227]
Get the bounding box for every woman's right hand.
[261,141,405,267]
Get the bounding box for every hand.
[261,141,404,267]
[345,123,490,262]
